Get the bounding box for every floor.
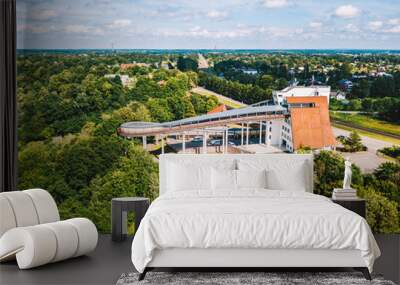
[0,235,134,285]
[1,234,398,285]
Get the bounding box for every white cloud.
[263,0,289,8]
[385,26,400,33]
[65,25,104,35]
[267,26,303,37]
[206,10,228,20]
[17,24,52,34]
[158,24,306,40]
[335,5,360,19]
[344,23,360,33]
[309,22,322,29]
[30,9,58,21]
[159,24,262,39]
[368,21,383,30]
[65,25,91,34]
[388,18,400,25]
[108,19,132,29]
[163,25,253,39]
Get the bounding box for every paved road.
[333,127,396,173]
[198,53,209,69]
[332,111,377,114]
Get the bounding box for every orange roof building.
[120,63,136,71]
[207,104,227,114]
[120,63,151,71]
[285,96,336,150]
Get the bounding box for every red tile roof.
[207,104,227,114]
[120,63,136,71]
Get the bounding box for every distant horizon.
[16,48,400,55]
[17,48,400,51]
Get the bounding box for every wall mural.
[16,0,400,233]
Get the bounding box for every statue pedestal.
[332,188,357,200]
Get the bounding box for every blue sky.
[17,0,400,49]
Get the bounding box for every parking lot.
[333,127,395,173]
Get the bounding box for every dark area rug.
[116,272,396,285]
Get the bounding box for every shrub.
[378,146,400,161]
[358,187,399,233]
[337,130,366,152]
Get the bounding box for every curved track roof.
[119,105,288,137]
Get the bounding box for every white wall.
[280,119,293,152]
[273,86,331,105]
[269,119,284,146]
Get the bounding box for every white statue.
[343,158,352,190]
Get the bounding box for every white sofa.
[0,189,98,269]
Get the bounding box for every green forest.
[17,51,400,233]
[17,53,218,232]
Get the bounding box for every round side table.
[111,197,150,242]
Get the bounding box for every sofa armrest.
[0,218,98,269]
[0,226,57,269]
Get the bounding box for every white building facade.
[280,117,293,152]
[273,86,331,106]
[104,74,132,88]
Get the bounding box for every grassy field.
[330,112,400,138]
[191,87,247,109]
[216,97,246,109]
[332,123,400,145]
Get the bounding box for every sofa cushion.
[0,196,17,238]
[42,221,79,262]
[0,218,98,269]
[0,226,57,269]
[24,189,60,224]
[0,191,39,227]
[65,218,98,257]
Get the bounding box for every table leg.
[121,210,127,240]
[112,202,122,242]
